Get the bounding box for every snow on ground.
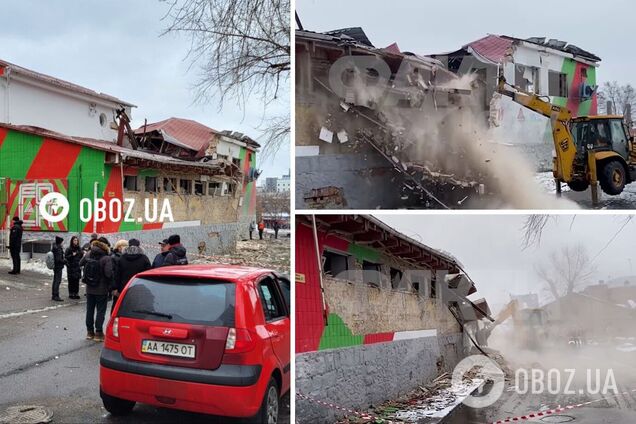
[536,171,636,209]
[2,257,54,276]
[393,379,484,421]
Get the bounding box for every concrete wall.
[21,222,240,258]
[296,153,403,209]
[296,333,463,422]
[0,75,125,141]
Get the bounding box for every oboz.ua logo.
[38,193,174,224]
[39,192,70,223]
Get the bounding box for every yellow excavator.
[497,76,636,205]
[480,299,548,350]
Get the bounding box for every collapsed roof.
[134,117,260,160]
[459,34,601,64]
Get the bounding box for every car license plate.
[141,340,196,359]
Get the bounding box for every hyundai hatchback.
[99,265,290,423]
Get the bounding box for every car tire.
[566,179,589,192]
[251,378,279,424]
[101,391,135,416]
[599,160,626,195]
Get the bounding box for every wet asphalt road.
[0,259,290,424]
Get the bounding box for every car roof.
[134,264,274,283]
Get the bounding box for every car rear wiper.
[132,309,173,319]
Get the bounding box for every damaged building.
[431,34,601,170]
[295,214,491,422]
[296,27,489,210]
[296,26,603,209]
[0,58,259,256]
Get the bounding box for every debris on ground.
[337,373,483,423]
[191,238,290,273]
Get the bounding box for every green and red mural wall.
[0,126,150,234]
[551,58,598,117]
[296,222,434,354]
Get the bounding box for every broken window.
[145,177,158,193]
[232,157,241,168]
[179,179,192,194]
[227,183,236,196]
[323,250,350,279]
[362,260,381,286]
[390,267,403,290]
[163,177,177,193]
[208,182,221,196]
[549,71,568,97]
[123,176,138,191]
[194,180,205,195]
[515,65,539,94]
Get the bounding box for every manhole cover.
[0,405,52,424]
[540,415,575,423]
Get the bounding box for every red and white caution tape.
[296,392,398,423]
[492,387,636,423]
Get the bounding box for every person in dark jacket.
[110,239,128,301]
[82,233,98,252]
[8,217,23,275]
[51,236,65,301]
[273,220,280,239]
[111,239,150,315]
[163,234,188,266]
[64,236,82,299]
[80,237,113,341]
[152,239,170,268]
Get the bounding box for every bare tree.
[535,244,596,301]
[598,81,636,122]
[162,0,290,155]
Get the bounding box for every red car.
[99,265,290,423]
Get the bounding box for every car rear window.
[117,277,236,327]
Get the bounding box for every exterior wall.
[0,76,125,141]
[296,333,463,422]
[24,221,239,258]
[490,46,598,149]
[0,128,244,251]
[295,220,466,421]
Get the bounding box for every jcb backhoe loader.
[497,77,636,205]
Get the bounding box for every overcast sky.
[297,0,635,87]
[0,1,289,179]
[376,214,636,310]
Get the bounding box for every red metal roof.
[134,117,218,152]
[464,35,513,64]
[0,58,135,107]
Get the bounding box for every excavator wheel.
[599,160,626,195]
[566,180,589,192]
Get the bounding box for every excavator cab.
[571,116,629,159]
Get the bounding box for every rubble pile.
[191,238,290,273]
[337,372,483,423]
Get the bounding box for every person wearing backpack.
[111,239,150,315]
[51,236,66,301]
[64,236,82,300]
[162,234,188,266]
[80,237,113,342]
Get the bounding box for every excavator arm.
[496,77,577,183]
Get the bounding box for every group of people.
[249,219,282,240]
[7,216,188,342]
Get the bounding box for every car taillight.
[224,328,254,353]
[112,317,119,339]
